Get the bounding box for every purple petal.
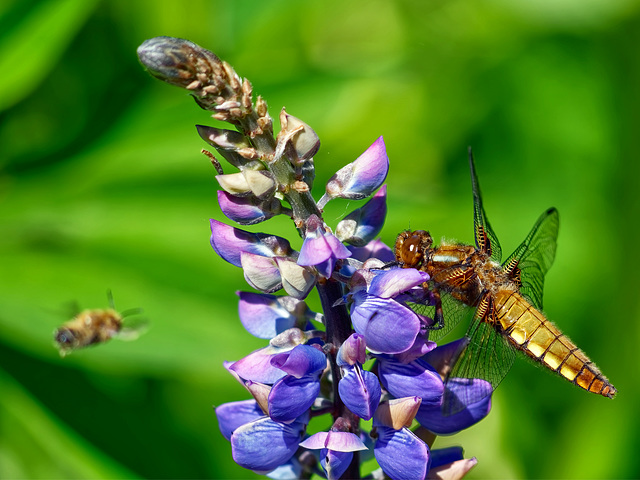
[415,378,492,435]
[338,366,381,420]
[265,459,303,480]
[336,185,387,247]
[374,427,430,480]
[241,252,283,294]
[237,292,308,339]
[369,268,430,299]
[210,219,293,267]
[268,375,321,422]
[394,338,438,364]
[215,400,265,441]
[377,357,444,409]
[230,348,288,384]
[348,239,395,263]
[298,216,351,276]
[217,190,281,225]
[231,416,305,472]
[350,292,420,354]
[300,431,367,451]
[271,344,327,378]
[325,136,389,201]
[320,449,353,480]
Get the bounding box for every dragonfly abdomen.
[493,290,616,398]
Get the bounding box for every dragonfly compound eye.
[395,230,432,267]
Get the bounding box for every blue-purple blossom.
[336,185,388,247]
[215,399,264,441]
[141,37,496,479]
[237,292,315,339]
[336,334,381,420]
[268,345,327,422]
[350,268,429,353]
[297,214,351,278]
[230,414,308,472]
[210,219,294,267]
[373,425,430,480]
[217,190,282,225]
[320,136,389,205]
[300,431,367,480]
[228,328,312,384]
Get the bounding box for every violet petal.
[215,400,265,441]
[350,292,420,354]
[268,375,321,423]
[325,136,389,201]
[374,426,430,480]
[377,357,444,409]
[210,219,294,267]
[415,378,492,435]
[271,344,327,378]
[338,366,381,420]
[368,268,430,299]
[231,416,305,472]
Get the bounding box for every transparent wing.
[501,208,559,310]
[118,311,149,341]
[468,148,502,262]
[405,288,473,342]
[442,294,516,415]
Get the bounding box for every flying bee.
[54,292,146,356]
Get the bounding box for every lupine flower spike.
[138,36,489,480]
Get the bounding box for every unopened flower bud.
[375,397,422,430]
[243,169,276,199]
[240,252,282,293]
[278,109,321,161]
[336,333,367,366]
[197,125,259,168]
[137,36,221,90]
[275,257,316,299]
[216,172,252,196]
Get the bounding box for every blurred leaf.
[0,366,138,479]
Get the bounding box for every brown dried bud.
[137,36,222,90]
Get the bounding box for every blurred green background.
[1,0,638,478]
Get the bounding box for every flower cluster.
[138,37,491,480]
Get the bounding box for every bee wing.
[442,295,516,416]
[117,315,149,341]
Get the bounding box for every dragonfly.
[394,149,616,413]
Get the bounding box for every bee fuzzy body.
[54,309,123,355]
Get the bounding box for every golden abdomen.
[493,290,616,398]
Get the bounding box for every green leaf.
[0,0,99,111]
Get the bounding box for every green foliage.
[1,0,638,478]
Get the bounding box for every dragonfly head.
[394,230,433,268]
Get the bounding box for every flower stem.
[316,277,360,479]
